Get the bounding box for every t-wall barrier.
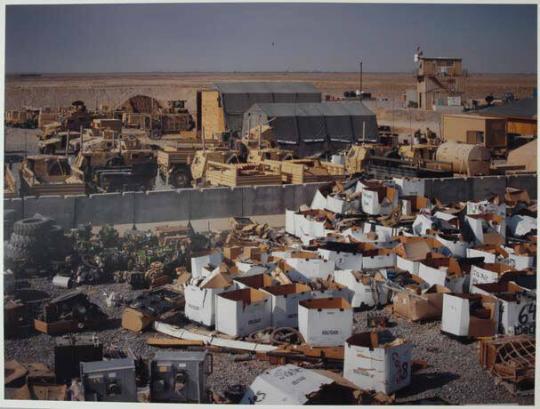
[3,174,537,229]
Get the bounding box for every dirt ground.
[6,72,536,115]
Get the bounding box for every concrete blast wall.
[4,175,537,228]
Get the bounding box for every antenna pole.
[359,61,363,95]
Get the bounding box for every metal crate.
[150,351,212,403]
[54,335,103,385]
[80,358,136,402]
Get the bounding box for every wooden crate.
[279,159,346,184]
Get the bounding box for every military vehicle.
[19,155,86,196]
[156,140,223,188]
[72,136,157,192]
[5,108,39,128]
[190,149,241,187]
[38,131,80,155]
[119,96,195,139]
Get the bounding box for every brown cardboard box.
[393,284,451,321]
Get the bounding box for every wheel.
[9,233,40,248]
[171,169,191,188]
[5,243,33,260]
[13,217,52,236]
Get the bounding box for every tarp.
[243,102,378,156]
[214,82,322,133]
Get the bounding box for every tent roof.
[477,97,537,120]
[250,101,376,117]
[214,82,320,94]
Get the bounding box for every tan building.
[442,114,507,155]
[417,57,464,110]
[476,97,537,137]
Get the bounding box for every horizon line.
[6,70,538,76]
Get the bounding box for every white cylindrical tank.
[436,142,491,176]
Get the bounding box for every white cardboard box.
[240,365,336,405]
[334,270,390,308]
[441,293,498,337]
[470,281,536,336]
[190,251,223,280]
[284,255,335,283]
[469,263,514,292]
[344,331,413,394]
[215,288,272,337]
[261,283,313,328]
[317,248,363,270]
[298,298,353,347]
[184,273,236,327]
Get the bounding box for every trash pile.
[149,177,535,402]
[4,176,536,403]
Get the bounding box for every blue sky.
[5,3,538,74]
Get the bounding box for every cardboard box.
[435,233,472,258]
[233,273,278,290]
[393,284,451,321]
[298,298,353,347]
[343,331,413,394]
[470,281,536,336]
[466,245,509,264]
[190,252,223,280]
[392,177,425,196]
[184,272,236,327]
[334,270,390,309]
[469,263,515,291]
[361,248,396,270]
[466,199,506,216]
[284,252,335,283]
[310,280,353,302]
[240,365,352,405]
[317,247,363,270]
[418,256,469,294]
[215,288,272,337]
[441,293,498,337]
[361,186,398,216]
[261,283,312,328]
[465,214,506,245]
[507,215,537,238]
[505,188,530,205]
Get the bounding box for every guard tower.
[415,48,464,111]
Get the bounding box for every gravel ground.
[5,274,534,405]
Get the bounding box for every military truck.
[190,149,241,187]
[156,140,224,188]
[19,155,86,196]
[120,98,195,140]
[72,136,157,193]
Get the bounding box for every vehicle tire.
[9,233,40,248]
[5,243,32,260]
[13,217,52,236]
[4,209,16,221]
[171,169,191,188]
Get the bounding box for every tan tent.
[507,139,537,172]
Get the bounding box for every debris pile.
[4,176,537,403]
